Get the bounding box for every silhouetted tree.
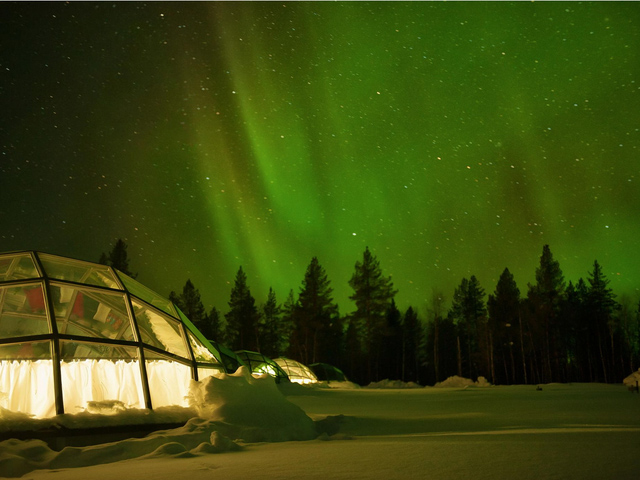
[100,238,136,277]
[208,306,224,343]
[224,266,260,351]
[487,268,521,384]
[258,288,282,358]
[383,300,403,381]
[349,247,397,382]
[586,260,620,382]
[449,276,486,379]
[527,245,565,382]
[290,257,339,365]
[401,306,422,383]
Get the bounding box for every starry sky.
[1,1,639,315]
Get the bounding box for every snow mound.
[365,379,423,389]
[322,381,361,389]
[0,366,317,477]
[188,366,316,442]
[434,375,492,388]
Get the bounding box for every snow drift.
[0,367,316,477]
[434,375,491,388]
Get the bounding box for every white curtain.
[145,360,191,408]
[60,359,145,413]
[1,358,193,417]
[0,360,55,418]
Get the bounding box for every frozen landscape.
[2,370,640,479]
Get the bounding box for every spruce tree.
[170,279,210,336]
[291,257,338,365]
[487,268,520,384]
[224,266,260,351]
[384,299,403,381]
[401,306,422,383]
[586,260,620,382]
[109,239,135,277]
[527,244,565,382]
[258,288,282,358]
[448,276,486,379]
[280,289,297,356]
[100,238,135,277]
[208,306,224,343]
[348,247,397,382]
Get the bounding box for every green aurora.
[1,1,639,313]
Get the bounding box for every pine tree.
[170,279,210,337]
[448,276,486,379]
[258,288,282,358]
[109,239,135,277]
[224,267,260,351]
[291,257,338,365]
[527,244,565,382]
[280,289,297,356]
[586,260,620,382]
[487,268,520,384]
[384,300,403,381]
[401,306,422,383]
[348,247,397,382]
[99,238,135,277]
[208,306,224,343]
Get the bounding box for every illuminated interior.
[0,251,225,417]
[273,358,318,385]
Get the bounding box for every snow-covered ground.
[2,371,640,479]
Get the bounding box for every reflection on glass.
[187,331,219,363]
[133,300,187,358]
[117,272,176,316]
[0,254,39,282]
[39,254,119,289]
[0,284,50,339]
[51,284,134,341]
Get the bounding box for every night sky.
[2,1,639,314]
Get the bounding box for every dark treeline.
[102,240,640,386]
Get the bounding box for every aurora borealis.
[1,1,639,313]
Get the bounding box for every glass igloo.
[273,358,318,384]
[0,251,225,418]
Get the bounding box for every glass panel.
[117,272,176,316]
[0,254,39,282]
[39,254,120,289]
[51,284,134,341]
[60,341,138,360]
[144,349,191,408]
[197,366,224,381]
[0,341,55,417]
[0,283,50,339]
[187,331,219,363]
[60,342,143,413]
[133,300,188,358]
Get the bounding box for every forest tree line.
[101,240,640,386]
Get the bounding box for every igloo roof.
[0,251,225,417]
[274,358,318,384]
[235,350,289,383]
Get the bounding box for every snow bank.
[0,367,316,477]
[434,375,492,388]
[188,366,316,442]
[364,379,423,389]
